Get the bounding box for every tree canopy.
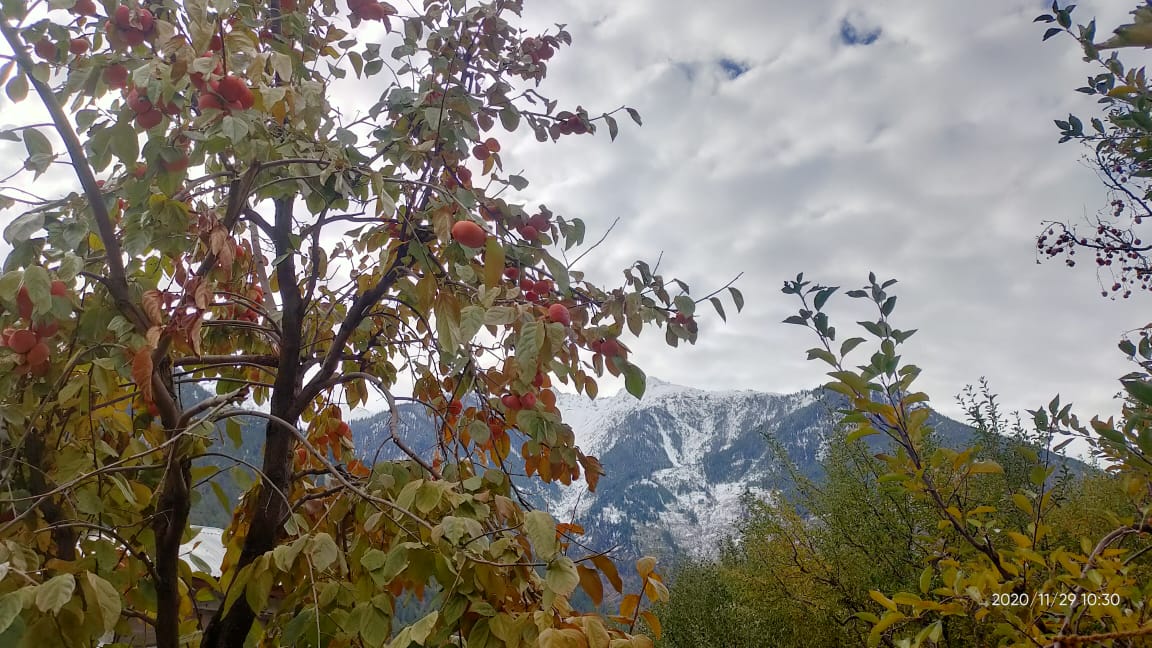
[0,0,741,646]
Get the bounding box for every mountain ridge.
[191,378,1070,563]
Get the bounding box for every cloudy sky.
[490,0,1150,427]
[0,0,1147,432]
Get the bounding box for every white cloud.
[2,0,1148,437]
[506,0,1150,426]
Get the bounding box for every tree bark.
[203,196,302,647]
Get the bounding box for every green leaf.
[469,419,491,445]
[0,592,22,635]
[408,610,439,645]
[458,305,485,344]
[728,286,744,312]
[35,574,75,614]
[840,337,866,356]
[378,545,408,583]
[5,73,27,102]
[22,128,51,158]
[221,114,251,142]
[361,548,389,573]
[814,286,837,311]
[273,539,305,572]
[500,108,520,132]
[525,510,558,559]
[604,113,619,141]
[3,211,44,244]
[806,347,837,366]
[709,296,726,321]
[308,533,340,572]
[545,556,580,596]
[282,606,319,645]
[82,572,121,635]
[107,121,137,168]
[483,306,518,326]
[359,604,391,644]
[22,265,51,316]
[516,321,544,380]
[673,295,694,316]
[415,482,443,513]
[1124,379,1152,407]
[541,254,571,294]
[508,174,528,190]
[623,361,646,399]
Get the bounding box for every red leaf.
[131,347,154,404]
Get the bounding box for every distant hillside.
[187,379,1085,563]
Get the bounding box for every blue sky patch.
[840,18,881,46]
[718,58,749,80]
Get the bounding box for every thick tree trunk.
[203,196,303,647]
[152,362,191,648]
[151,454,191,648]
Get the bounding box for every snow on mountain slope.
[544,378,829,558]
[342,377,977,561]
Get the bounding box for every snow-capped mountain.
[347,378,978,561]
[545,379,824,559]
[189,378,1083,575]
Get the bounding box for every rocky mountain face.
[345,378,979,563]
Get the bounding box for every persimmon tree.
[0,0,741,646]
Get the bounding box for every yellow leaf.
[868,590,898,612]
[1056,553,1082,578]
[951,448,974,471]
[1108,85,1139,96]
[578,617,610,648]
[867,611,905,647]
[967,461,1003,475]
[873,611,905,633]
[538,628,584,648]
[892,592,922,607]
[919,567,933,594]
[643,577,669,603]
[635,556,656,579]
[1012,493,1033,515]
[639,610,662,639]
[483,237,505,289]
[1007,531,1032,548]
[620,593,640,619]
[269,99,286,123]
